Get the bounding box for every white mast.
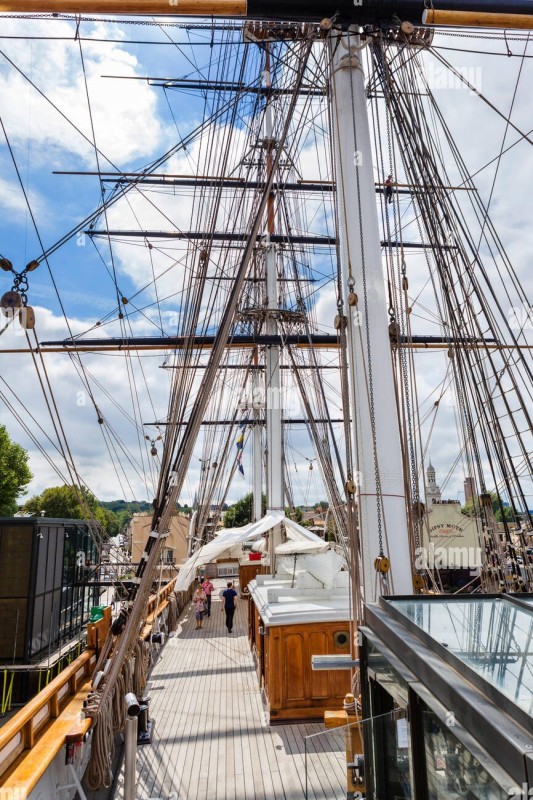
[330,30,413,600]
[263,53,284,563]
[252,366,263,521]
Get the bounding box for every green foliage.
[99,499,152,514]
[0,425,32,516]
[99,499,153,533]
[24,484,96,519]
[224,492,266,528]
[285,506,304,524]
[461,492,516,523]
[22,485,123,535]
[313,500,329,510]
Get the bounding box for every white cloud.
[0,176,46,220]
[0,19,171,168]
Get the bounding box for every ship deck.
[110,579,346,800]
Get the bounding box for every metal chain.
[11,272,29,306]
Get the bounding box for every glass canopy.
[389,596,533,718]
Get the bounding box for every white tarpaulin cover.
[276,549,345,587]
[174,510,326,591]
[274,539,329,555]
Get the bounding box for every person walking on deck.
[222,581,237,634]
[193,586,206,629]
[201,577,214,617]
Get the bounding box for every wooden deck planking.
[113,580,346,800]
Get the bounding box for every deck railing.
[0,576,180,790]
[0,648,96,780]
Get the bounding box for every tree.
[24,484,95,519]
[461,492,516,523]
[285,505,304,524]
[22,485,119,534]
[0,425,32,515]
[224,492,266,528]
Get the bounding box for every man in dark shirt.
[221,581,238,634]
[385,174,394,204]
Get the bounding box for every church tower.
[426,460,442,506]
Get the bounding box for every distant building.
[464,476,476,505]
[422,501,482,570]
[425,460,442,506]
[129,512,189,579]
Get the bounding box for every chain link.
[12,273,29,306]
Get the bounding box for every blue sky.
[0,16,531,513]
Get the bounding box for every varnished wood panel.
[264,621,352,722]
[309,631,330,700]
[238,563,268,597]
[284,633,306,703]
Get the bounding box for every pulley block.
[334,314,347,330]
[347,292,358,307]
[1,291,22,314]
[19,306,36,329]
[374,556,391,574]
[388,321,400,341]
[412,574,425,590]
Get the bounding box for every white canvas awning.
[274,539,329,555]
[174,510,326,591]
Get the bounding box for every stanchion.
[124,693,140,800]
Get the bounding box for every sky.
[0,15,531,512]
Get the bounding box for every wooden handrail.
[0,650,96,779]
[0,581,179,784]
[0,687,93,793]
[146,576,177,617]
[0,651,94,753]
[86,606,112,649]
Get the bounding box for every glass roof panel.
[389,597,533,717]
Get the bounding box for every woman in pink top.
[201,578,214,617]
